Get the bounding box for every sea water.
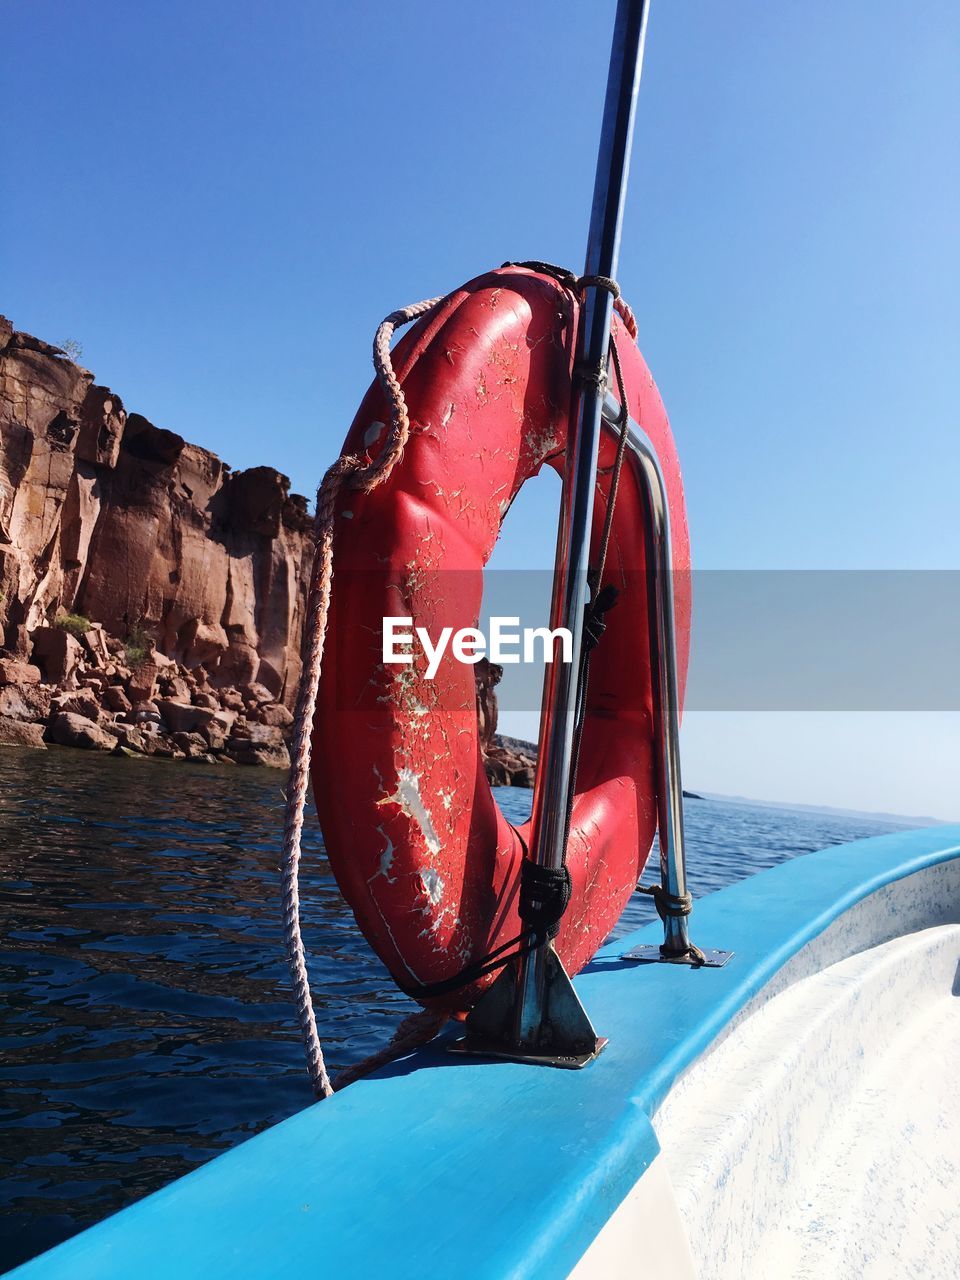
[0,748,919,1271]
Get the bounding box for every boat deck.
[655,921,960,1279]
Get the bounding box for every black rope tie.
[500,261,622,304]
[583,583,620,652]
[518,861,572,942]
[396,927,535,1002]
[396,862,575,1002]
[501,259,579,288]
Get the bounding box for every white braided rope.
[280,295,443,1099]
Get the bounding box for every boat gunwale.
[11,824,960,1280]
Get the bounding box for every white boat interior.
[576,854,960,1279]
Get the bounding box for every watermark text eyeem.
[383,616,573,679]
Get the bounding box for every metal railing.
[456,381,703,1065]
[454,0,725,1068]
[507,0,652,1063]
[601,391,692,957]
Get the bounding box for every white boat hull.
[575,858,960,1279]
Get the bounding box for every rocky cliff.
[0,315,537,782]
[475,659,536,787]
[0,315,311,703]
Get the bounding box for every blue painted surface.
[11,825,960,1280]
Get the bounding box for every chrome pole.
[601,393,690,954]
[513,0,653,1046]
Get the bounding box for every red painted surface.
[312,266,691,1011]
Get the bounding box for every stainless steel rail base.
[449,945,606,1069]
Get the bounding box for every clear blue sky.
[4,2,958,817]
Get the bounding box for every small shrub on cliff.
[59,339,84,362]
[123,623,154,669]
[55,611,93,639]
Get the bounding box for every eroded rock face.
[475,658,538,787]
[0,316,312,707]
[0,315,537,784]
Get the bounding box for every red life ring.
[312,265,690,1011]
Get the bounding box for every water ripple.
[0,749,909,1271]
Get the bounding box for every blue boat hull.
[11,825,960,1279]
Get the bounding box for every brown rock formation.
[0,314,537,784]
[0,315,311,706]
[0,659,41,687]
[475,658,537,787]
[0,717,46,749]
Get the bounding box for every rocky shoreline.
[1,316,312,718]
[0,622,294,768]
[0,314,536,784]
[0,623,537,784]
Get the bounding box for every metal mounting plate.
[620,944,734,968]
[447,1034,608,1070]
